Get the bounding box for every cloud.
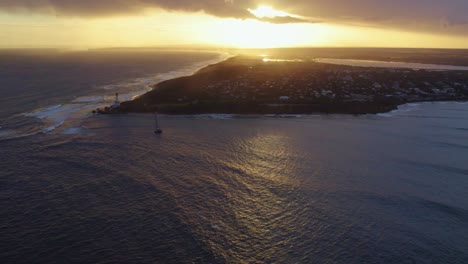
[0,0,467,34]
[258,16,319,24]
[0,0,311,24]
[275,0,468,34]
[0,0,254,18]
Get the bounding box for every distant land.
[101,49,468,115]
[232,48,468,66]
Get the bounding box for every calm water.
[1,50,468,263]
[315,58,468,71]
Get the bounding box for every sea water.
[0,49,230,138]
[1,50,467,263]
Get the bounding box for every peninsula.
[103,56,468,115]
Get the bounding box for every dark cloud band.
[0,0,467,33]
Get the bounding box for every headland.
[100,55,468,115]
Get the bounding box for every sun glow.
[206,18,328,48]
[1,10,468,49]
[248,5,293,18]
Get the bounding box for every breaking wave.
[17,53,232,135]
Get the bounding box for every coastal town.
[198,59,468,103]
[111,56,468,115]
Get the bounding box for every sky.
[0,0,467,49]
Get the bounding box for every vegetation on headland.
[101,56,468,115]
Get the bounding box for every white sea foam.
[24,103,100,133]
[24,105,63,119]
[62,127,87,135]
[73,96,105,103]
[22,52,233,133]
[377,103,421,117]
[90,53,233,105]
[26,104,88,121]
[376,113,393,118]
[43,121,65,133]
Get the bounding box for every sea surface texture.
[1,50,468,263]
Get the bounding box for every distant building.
[111,93,120,109]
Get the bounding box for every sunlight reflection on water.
[209,133,311,261]
[315,58,468,71]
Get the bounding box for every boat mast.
[154,111,162,134]
[154,112,159,129]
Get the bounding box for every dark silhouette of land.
[104,54,468,115]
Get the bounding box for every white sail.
[154,112,162,134]
[154,113,159,129]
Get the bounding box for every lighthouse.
[111,93,120,109]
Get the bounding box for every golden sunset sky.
[1,1,467,49]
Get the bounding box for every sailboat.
[154,112,163,134]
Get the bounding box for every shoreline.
[16,51,234,134]
[314,58,468,71]
[107,100,468,118]
[103,56,468,116]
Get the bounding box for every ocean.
[1,49,468,263]
[0,49,229,138]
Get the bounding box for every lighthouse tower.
[111,93,120,109]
